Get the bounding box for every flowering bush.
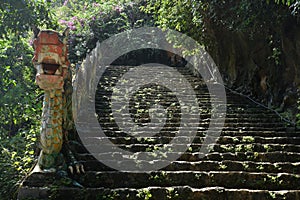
[53,0,153,64]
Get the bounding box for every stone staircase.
[18,65,300,200]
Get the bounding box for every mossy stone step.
[17,186,300,200]
[78,136,300,146]
[77,151,300,164]
[221,130,298,137]
[78,171,300,190]
[87,143,300,153]
[82,160,300,174]
[179,152,300,162]
[21,171,300,190]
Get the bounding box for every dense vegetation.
[0,1,54,198]
[0,0,151,199]
[144,0,300,124]
[0,0,299,199]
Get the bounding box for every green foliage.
[51,0,153,64]
[212,1,289,33]
[0,128,38,199]
[142,0,206,42]
[144,0,293,43]
[0,0,56,38]
[0,1,55,199]
[0,34,42,200]
[0,35,42,137]
[271,0,299,6]
[269,0,300,20]
[0,1,152,199]
[137,188,152,200]
[144,0,299,123]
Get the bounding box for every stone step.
[96,112,284,119]
[216,136,300,144]
[82,159,300,174]
[21,171,300,191]
[98,122,285,129]
[72,132,300,154]
[83,171,300,190]
[181,152,300,162]
[96,123,285,131]
[96,109,284,118]
[79,136,300,146]
[96,124,287,133]
[221,130,299,137]
[163,161,300,174]
[190,187,300,200]
[96,113,285,123]
[80,143,300,154]
[210,143,300,153]
[78,151,300,163]
[17,185,300,200]
[95,97,268,109]
[95,94,268,104]
[96,122,286,131]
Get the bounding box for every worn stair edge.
[82,160,300,174]
[18,186,300,200]
[22,171,300,191]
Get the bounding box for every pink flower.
[29,39,33,46]
[92,3,100,7]
[67,21,74,27]
[69,26,76,31]
[58,19,76,30]
[114,5,123,13]
[58,19,67,25]
[79,19,85,27]
[63,0,68,6]
[66,21,76,30]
